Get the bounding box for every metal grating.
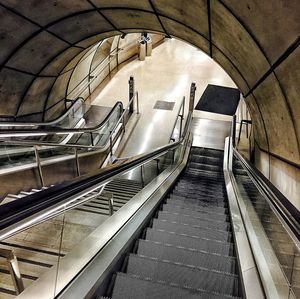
[153,101,175,111]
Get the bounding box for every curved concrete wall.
[0,1,299,167]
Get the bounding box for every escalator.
[100,147,242,298]
[233,157,300,298]
[0,106,298,299]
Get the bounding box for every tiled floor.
[91,38,236,157]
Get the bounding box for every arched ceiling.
[0,0,299,165]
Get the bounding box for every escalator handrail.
[0,97,85,127]
[0,111,192,239]
[233,147,300,243]
[0,100,124,137]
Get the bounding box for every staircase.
[0,178,142,299]
[103,147,242,298]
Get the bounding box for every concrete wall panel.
[6,31,68,74]
[48,12,114,44]
[211,0,269,88]
[75,31,119,48]
[275,48,300,150]
[244,95,268,150]
[46,70,72,112]
[93,0,152,11]
[0,68,33,116]
[253,74,299,163]
[255,145,270,179]
[269,155,300,212]
[160,17,209,54]
[0,0,92,26]
[0,6,38,64]
[18,77,56,117]
[102,9,163,32]
[40,47,83,76]
[212,46,249,95]
[154,0,209,37]
[222,0,300,63]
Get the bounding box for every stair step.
[168,195,227,208]
[125,254,240,297]
[145,228,234,256]
[111,273,239,299]
[137,239,237,274]
[162,203,228,220]
[157,211,230,230]
[152,219,232,241]
[172,190,225,201]
[175,186,225,197]
[191,148,224,158]
[188,162,221,172]
[166,197,227,212]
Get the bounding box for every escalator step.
[188,162,221,172]
[177,180,225,190]
[162,204,229,221]
[175,186,225,197]
[171,190,225,202]
[168,195,227,208]
[152,219,232,241]
[111,273,239,299]
[189,155,223,166]
[136,239,237,274]
[157,211,230,230]
[190,148,224,158]
[145,228,234,256]
[125,254,240,297]
[166,197,227,212]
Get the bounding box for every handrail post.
[74,148,80,177]
[189,82,197,112]
[136,91,140,114]
[106,192,114,216]
[90,132,94,146]
[140,164,145,187]
[109,132,113,156]
[128,76,134,113]
[182,96,185,119]
[232,115,237,148]
[34,145,44,187]
[122,114,126,132]
[179,115,183,139]
[0,248,24,295]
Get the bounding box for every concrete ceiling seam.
[65,43,102,100]
[207,0,213,57]
[0,3,86,50]
[0,3,85,69]
[88,40,104,96]
[245,37,300,97]
[86,0,126,36]
[148,0,171,38]
[3,65,57,78]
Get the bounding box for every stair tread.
[145,228,233,256]
[152,219,232,241]
[126,254,240,297]
[137,239,237,274]
[111,273,241,299]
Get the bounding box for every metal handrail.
[0,100,123,137]
[0,93,137,152]
[233,147,300,244]
[0,97,84,127]
[0,110,192,240]
[169,96,185,142]
[0,37,139,125]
